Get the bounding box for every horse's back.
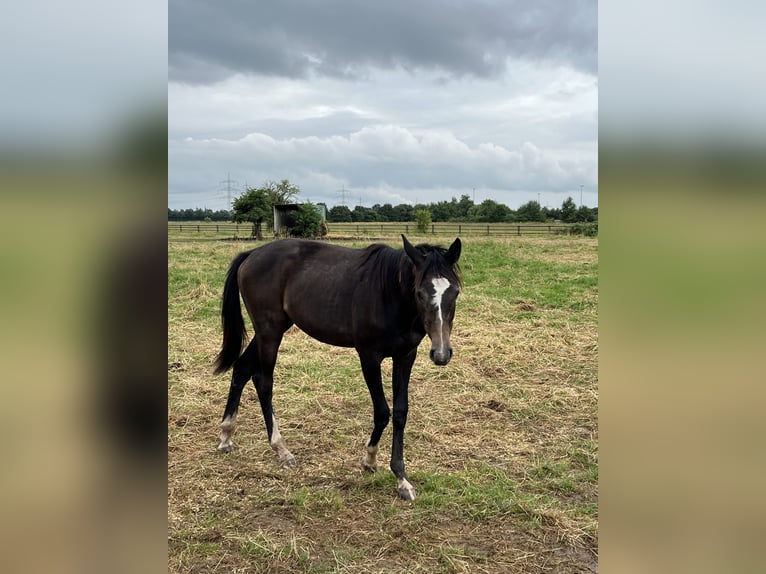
[237,240,365,345]
[239,239,361,278]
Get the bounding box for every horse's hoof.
[217,443,233,453]
[397,485,417,501]
[281,456,297,468]
[361,458,378,473]
[397,478,417,501]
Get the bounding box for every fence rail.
[168,221,579,237]
[167,222,267,235]
[329,222,573,236]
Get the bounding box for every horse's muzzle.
[429,347,453,366]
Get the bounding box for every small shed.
[273,203,327,235]
[273,204,300,235]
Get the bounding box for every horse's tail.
[213,250,253,374]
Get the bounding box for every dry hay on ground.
[168,236,598,573]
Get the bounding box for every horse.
[213,234,462,500]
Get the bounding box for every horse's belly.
[293,318,355,348]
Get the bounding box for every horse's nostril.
[429,349,435,361]
[449,348,453,358]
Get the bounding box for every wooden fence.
[168,222,265,235]
[168,221,576,237]
[328,222,572,236]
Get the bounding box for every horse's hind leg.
[253,328,296,468]
[218,338,259,452]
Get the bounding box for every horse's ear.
[447,237,462,265]
[402,234,424,266]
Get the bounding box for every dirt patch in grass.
[168,236,598,573]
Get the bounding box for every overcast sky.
[168,0,598,211]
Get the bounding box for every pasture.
[168,234,598,573]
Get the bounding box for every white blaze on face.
[431,277,452,353]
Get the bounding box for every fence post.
[432,223,435,234]
[517,225,520,236]
[458,224,462,234]
[180,224,183,232]
[406,224,409,233]
[486,225,490,236]
[197,224,200,232]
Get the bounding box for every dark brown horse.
[213,235,462,500]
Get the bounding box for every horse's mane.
[359,242,462,295]
[358,244,411,296]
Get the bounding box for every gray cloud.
[169,1,598,211]
[169,0,596,83]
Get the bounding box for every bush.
[289,203,326,238]
[414,209,432,233]
[569,222,598,237]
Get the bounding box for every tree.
[454,194,474,220]
[431,199,457,222]
[209,209,230,221]
[232,187,273,239]
[469,199,511,222]
[516,200,544,222]
[561,196,577,223]
[231,179,301,239]
[541,205,560,221]
[270,179,301,204]
[377,203,395,222]
[351,206,378,222]
[327,205,352,222]
[391,203,414,222]
[575,205,595,222]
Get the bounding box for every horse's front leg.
[358,350,389,473]
[391,349,418,500]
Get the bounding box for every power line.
[218,172,239,209]
[337,185,347,206]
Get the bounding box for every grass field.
[168,234,598,573]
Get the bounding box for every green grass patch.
[461,239,597,311]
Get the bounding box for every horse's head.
[402,235,462,366]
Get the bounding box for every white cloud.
[170,122,593,210]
